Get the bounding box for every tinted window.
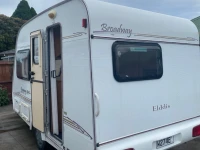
[16,50,30,80]
[112,42,163,82]
[32,37,39,64]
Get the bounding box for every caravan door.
[30,30,44,132]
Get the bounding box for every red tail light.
[124,148,134,150]
[193,125,200,137]
[82,19,87,28]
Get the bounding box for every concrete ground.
[1,104,200,150]
[0,105,38,150]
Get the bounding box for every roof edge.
[18,0,72,34]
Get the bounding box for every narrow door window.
[32,37,39,64]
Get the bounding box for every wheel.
[34,129,47,150]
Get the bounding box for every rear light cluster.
[82,19,87,28]
[193,125,200,137]
[124,148,134,150]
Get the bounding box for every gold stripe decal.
[134,33,198,41]
[13,92,31,102]
[63,116,92,140]
[62,32,87,40]
[93,31,198,42]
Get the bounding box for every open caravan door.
[30,30,45,132]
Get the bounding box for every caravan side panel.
[54,1,95,150]
[13,51,32,128]
[13,0,95,149]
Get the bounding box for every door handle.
[51,69,61,78]
[94,93,100,117]
[29,71,35,76]
[29,71,35,83]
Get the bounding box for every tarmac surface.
[1,104,200,150]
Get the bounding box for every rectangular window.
[16,50,30,80]
[32,37,39,64]
[112,42,163,82]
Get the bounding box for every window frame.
[32,37,40,65]
[16,49,31,81]
[112,41,163,82]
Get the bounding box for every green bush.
[12,0,37,20]
[0,15,25,52]
[0,86,10,107]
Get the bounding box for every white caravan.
[12,0,200,150]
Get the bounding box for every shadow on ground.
[0,104,55,150]
[0,105,38,150]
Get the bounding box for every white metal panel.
[96,117,200,150]
[12,55,32,128]
[12,0,200,149]
[13,0,94,149]
[63,38,94,150]
[15,0,199,48]
[13,99,20,113]
[85,0,199,45]
[91,39,200,143]
[20,102,30,122]
[12,95,32,128]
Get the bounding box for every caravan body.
[12,0,200,150]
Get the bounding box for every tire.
[34,129,47,150]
